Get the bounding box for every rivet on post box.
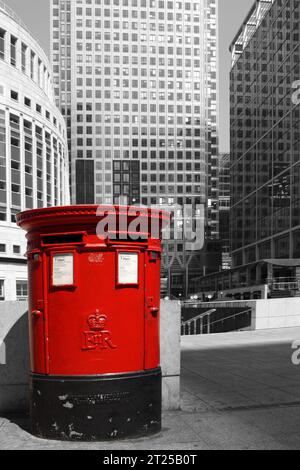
[17,205,169,441]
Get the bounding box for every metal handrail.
[181,309,216,326]
[182,308,252,334]
[271,282,299,291]
[267,277,300,291]
[205,309,252,329]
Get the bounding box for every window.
[11,161,20,170]
[11,184,20,193]
[0,29,5,60]
[30,51,35,79]
[16,280,28,300]
[37,59,42,85]
[11,137,19,147]
[0,280,4,301]
[10,36,17,66]
[24,97,31,107]
[0,207,6,221]
[13,245,21,255]
[10,90,18,101]
[0,244,6,253]
[21,43,27,72]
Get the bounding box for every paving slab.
[1,328,300,449]
[181,328,300,411]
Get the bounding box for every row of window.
[102,173,202,183]
[71,12,202,24]
[142,196,203,205]
[71,0,204,6]
[71,36,201,46]
[76,116,203,127]
[73,46,203,59]
[77,149,205,160]
[73,101,204,115]
[75,102,207,116]
[74,104,204,117]
[67,24,203,39]
[0,28,51,96]
[9,89,62,132]
[56,86,216,103]
[0,244,21,255]
[75,138,203,148]
[74,69,203,79]
[141,174,203,182]
[72,0,204,8]
[76,126,203,136]
[0,279,27,301]
[0,110,67,211]
[93,195,203,206]
[96,184,202,194]
[55,52,206,65]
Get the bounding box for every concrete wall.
[253,298,300,330]
[207,298,300,331]
[0,301,29,413]
[160,300,181,411]
[0,300,181,414]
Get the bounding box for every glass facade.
[230,0,300,267]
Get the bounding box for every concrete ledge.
[0,300,181,414]
[0,301,29,413]
[207,298,300,331]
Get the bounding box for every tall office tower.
[51,0,219,297]
[229,0,300,292]
[0,2,70,300]
[219,153,231,271]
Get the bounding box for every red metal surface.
[17,205,168,377]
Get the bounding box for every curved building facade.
[0,2,70,300]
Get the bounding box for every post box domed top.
[16,205,170,240]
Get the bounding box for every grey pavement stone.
[2,328,300,449]
[0,412,209,450]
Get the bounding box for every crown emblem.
[87,310,107,331]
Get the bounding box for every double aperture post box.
[17,205,169,441]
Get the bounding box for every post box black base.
[29,368,162,441]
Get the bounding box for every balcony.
[268,277,300,298]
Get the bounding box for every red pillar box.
[17,205,169,441]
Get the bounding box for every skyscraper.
[192,0,300,301]
[230,0,300,269]
[51,0,219,297]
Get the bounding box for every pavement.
[1,327,300,450]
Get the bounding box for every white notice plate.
[118,252,138,285]
[53,253,74,287]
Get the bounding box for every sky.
[4,0,254,152]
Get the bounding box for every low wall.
[207,298,300,331]
[253,298,300,330]
[0,300,181,414]
[0,301,29,413]
[160,300,181,410]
